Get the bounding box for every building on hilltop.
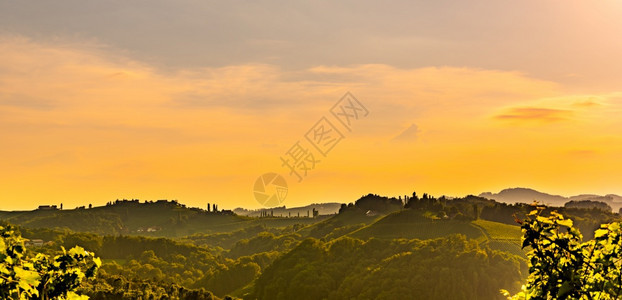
[220,210,235,215]
[37,205,58,210]
[24,239,44,247]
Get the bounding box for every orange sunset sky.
[1,1,622,211]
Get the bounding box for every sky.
[1,1,622,211]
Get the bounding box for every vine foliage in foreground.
[0,225,101,299]
[504,209,622,299]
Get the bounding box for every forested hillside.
[2,192,620,299]
[252,236,524,300]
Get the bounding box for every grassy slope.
[473,219,521,240]
[472,219,524,256]
[296,208,384,239]
[349,209,484,240]
[340,209,526,256]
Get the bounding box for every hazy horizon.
[2,186,622,212]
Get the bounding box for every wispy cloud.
[391,123,420,142]
[566,149,598,158]
[495,107,573,123]
[572,99,602,108]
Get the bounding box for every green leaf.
[550,211,563,219]
[14,266,40,286]
[93,257,101,268]
[65,291,90,300]
[557,219,573,228]
[68,246,86,257]
[536,216,553,225]
[595,229,609,239]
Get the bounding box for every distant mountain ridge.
[479,187,622,212]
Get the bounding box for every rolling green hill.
[342,208,526,257]
[349,209,485,240]
[0,200,327,237]
[296,207,383,239]
[472,219,523,256]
